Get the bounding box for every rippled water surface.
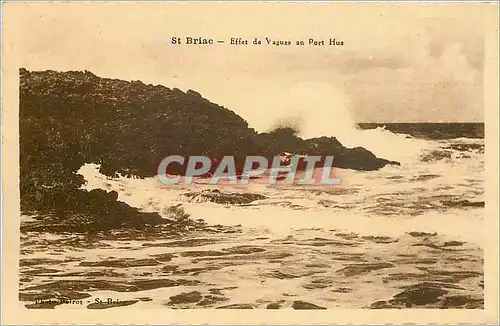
[19,136,484,309]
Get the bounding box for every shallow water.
[19,136,484,309]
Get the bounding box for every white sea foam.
[77,135,484,245]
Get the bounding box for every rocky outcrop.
[256,127,400,171]
[19,69,399,231]
[20,190,204,233]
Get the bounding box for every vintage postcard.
[1,1,499,325]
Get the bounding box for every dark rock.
[442,200,485,208]
[443,241,466,247]
[169,291,203,304]
[23,268,60,275]
[420,150,452,162]
[408,232,437,237]
[151,253,176,262]
[292,301,327,310]
[371,285,483,309]
[390,258,437,265]
[208,287,238,295]
[333,146,400,171]
[441,295,483,309]
[369,300,399,309]
[303,283,330,290]
[266,302,282,309]
[357,123,484,140]
[390,283,448,306]
[20,258,68,267]
[412,174,441,182]
[19,292,56,302]
[20,193,167,233]
[266,271,301,279]
[383,272,429,282]
[23,278,198,294]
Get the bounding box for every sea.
[19,123,485,309]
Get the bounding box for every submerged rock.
[266,302,282,309]
[441,295,484,309]
[392,283,448,306]
[20,69,399,232]
[169,291,203,304]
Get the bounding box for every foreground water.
[19,135,484,309]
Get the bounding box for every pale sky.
[4,3,488,136]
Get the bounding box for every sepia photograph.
[1,2,499,325]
